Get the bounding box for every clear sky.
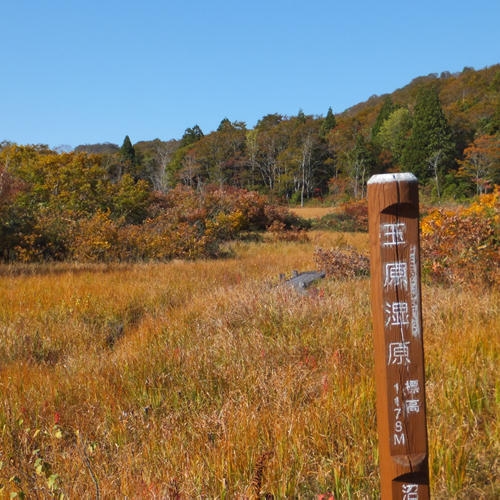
[1,0,499,149]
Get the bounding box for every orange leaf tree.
[458,133,500,194]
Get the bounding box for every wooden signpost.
[367,173,430,499]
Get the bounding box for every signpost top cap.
[367,173,417,185]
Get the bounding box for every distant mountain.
[74,142,120,154]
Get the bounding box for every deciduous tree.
[327,117,374,198]
[458,133,500,194]
[376,107,412,167]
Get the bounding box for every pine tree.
[120,135,137,178]
[371,97,397,139]
[120,135,135,164]
[320,107,337,138]
[180,125,204,147]
[402,86,455,182]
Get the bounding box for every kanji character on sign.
[384,262,408,289]
[388,341,411,365]
[402,483,419,499]
[404,379,420,396]
[385,301,410,326]
[405,399,421,414]
[381,222,406,246]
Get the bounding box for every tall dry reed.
[0,232,497,498]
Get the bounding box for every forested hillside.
[70,64,499,201]
[0,65,499,262]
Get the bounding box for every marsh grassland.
[0,232,498,498]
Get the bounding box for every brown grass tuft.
[249,450,274,499]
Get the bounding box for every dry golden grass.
[289,206,338,220]
[0,232,498,498]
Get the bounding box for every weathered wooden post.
[367,173,430,499]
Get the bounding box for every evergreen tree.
[217,118,246,133]
[296,109,306,123]
[350,134,375,198]
[217,118,232,132]
[371,97,397,139]
[180,125,204,147]
[402,86,455,181]
[120,135,136,164]
[120,135,137,178]
[320,107,337,138]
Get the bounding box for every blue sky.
[1,0,499,149]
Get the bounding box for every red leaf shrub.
[314,246,369,279]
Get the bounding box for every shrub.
[420,189,499,287]
[201,186,267,230]
[313,199,368,232]
[313,246,370,279]
[341,199,368,231]
[2,182,310,263]
[70,211,120,262]
[266,220,310,242]
[14,208,75,262]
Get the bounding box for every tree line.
[0,144,308,262]
[0,65,499,263]
[74,65,499,201]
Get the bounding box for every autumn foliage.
[313,245,370,279]
[70,186,306,262]
[420,189,499,287]
[457,133,500,195]
[0,145,306,263]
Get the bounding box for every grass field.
[289,206,339,220]
[0,231,498,498]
